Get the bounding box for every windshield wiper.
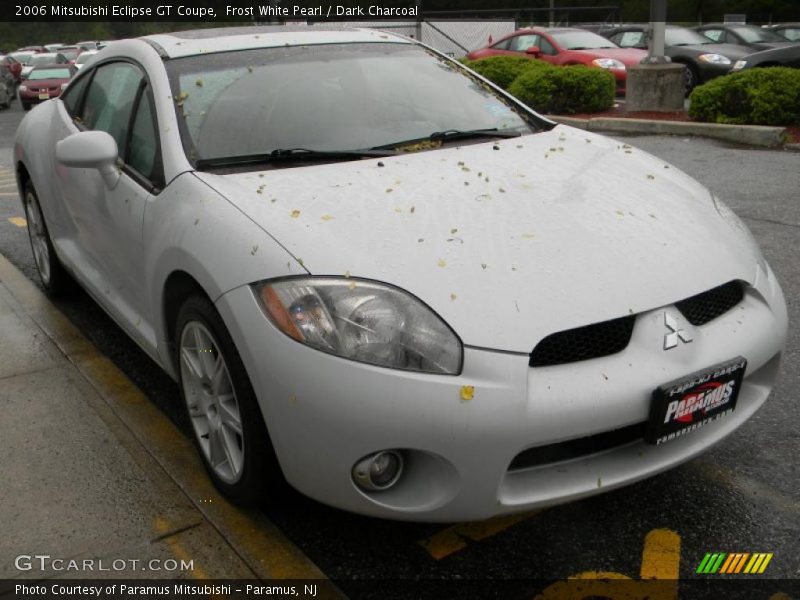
[196,148,396,169]
[372,128,521,150]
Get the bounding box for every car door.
[55,60,163,351]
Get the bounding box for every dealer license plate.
[645,357,747,445]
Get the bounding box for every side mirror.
[525,45,541,57]
[56,130,120,189]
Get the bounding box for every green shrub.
[689,67,800,126]
[507,65,615,114]
[462,55,552,90]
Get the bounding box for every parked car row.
[467,22,800,94]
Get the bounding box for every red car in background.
[467,27,647,93]
[18,64,76,111]
[0,55,23,82]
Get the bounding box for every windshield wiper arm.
[372,128,521,150]
[196,148,395,169]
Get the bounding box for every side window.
[81,62,143,153]
[702,29,724,42]
[618,31,646,48]
[491,39,511,50]
[538,36,557,55]
[61,72,90,117]
[126,88,159,183]
[509,34,540,52]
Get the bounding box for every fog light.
[352,451,404,491]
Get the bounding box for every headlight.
[18,85,27,91]
[732,60,747,71]
[698,54,731,65]
[592,58,625,69]
[254,277,462,375]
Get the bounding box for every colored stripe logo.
[696,552,773,574]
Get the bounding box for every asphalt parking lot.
[0,97,797,599]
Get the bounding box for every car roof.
[141,25,412,59]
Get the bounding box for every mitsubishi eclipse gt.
[15,26,787,522]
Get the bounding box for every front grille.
[676,281,744,326]
[529,315,635,367]
[509,422,647,471]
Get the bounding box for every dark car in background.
[57,46,81,64]
[603,25,749,92]
[731,44,800,71]
[694,23,796,50]
[767,23,800,42]
[18,65,76,110]
[467,27,647,93]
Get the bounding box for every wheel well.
[163,271,210,368]
[16,162,30,195]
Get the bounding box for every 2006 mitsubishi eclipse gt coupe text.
[15,27,787,522]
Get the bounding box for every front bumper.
[216,265,786,522]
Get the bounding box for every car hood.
[196,126,758,353]
[668,43,750,59]
[570,47,647,65]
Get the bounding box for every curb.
[0,253,338,589]
[546,115,787,148]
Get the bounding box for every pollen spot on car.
[481,263,487,270]
[616,210,625,217]
[461,166,470,172]
[410,206,415,213]
[450,228,458,234]
[492,145,500,150]
[464,181,470,186]
[250,245,258,255]
[291,210,301,218]
[664,165,670,169]
[499,188,506,193]
[289,394,297,404]
[450,293,457,301]
[386,188,393,193]
[195,79,203,87]
[437,259,447,268]
[597,477,602,488]
[418,238,424,243]
[377,161,385,167]
[649,213,657,219]
[320,214,334,221]
[394,207,403,213]
[194,219,199,226]
[647,174,655,180]
[521,233,535,239]
[459,386,474,401]
[602,373,608,380]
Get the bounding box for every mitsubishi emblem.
[664,312,692,350]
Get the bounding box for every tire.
[681,63,699,95]
[22,181,70,295]
[175,295,283,505]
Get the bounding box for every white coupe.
[15,26,787,521]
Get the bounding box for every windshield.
[666,28,715,46]
[60,49,79,60]
[550,30,617,49]
[166,43,540,165]
[28,68,71,80]
[732,26,785,43]
[12,53,33,64]
[31,55,57,66]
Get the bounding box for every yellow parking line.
[8,217,27,227]
[154,517,210,580]
[640,528,681,580]
[418,510,541,560]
